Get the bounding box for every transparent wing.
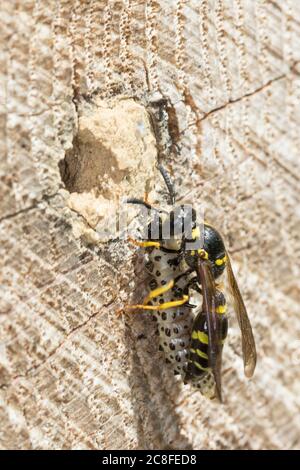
[226,252,257,378]
[197,258,223,402]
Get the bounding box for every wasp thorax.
[182,224,226,279]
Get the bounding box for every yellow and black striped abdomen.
[186,315,211,379]
[185,291,228,381]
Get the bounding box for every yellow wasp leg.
[124,295,189,312]
[118,278,189,315]
[128,237,161,249]
[143,279,174,304]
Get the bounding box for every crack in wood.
[178,61,300,138]
[0,193,60,224]
[0,298,116,390]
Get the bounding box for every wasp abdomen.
[185,295,228,386]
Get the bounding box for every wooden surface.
[0,0,300,450]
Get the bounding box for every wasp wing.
[226,252,257,378]
[196,258,223,402]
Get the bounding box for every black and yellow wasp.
[124,165,256,401]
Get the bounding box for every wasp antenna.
[157,164,176,205]
[126,198,156,211]
[125,198,168,214]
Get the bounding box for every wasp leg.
[128,237,182,254]
[119,278,190,314]
[116,277,170,317]
[143,279,175,304]
[173,269,193,284]
[128,237,161,248]
[184,276,202,295]
[123,295,189,313]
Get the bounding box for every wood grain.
[0,0,300,449]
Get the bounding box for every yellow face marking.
[192,227,200,239]
[216,305,227,314]
[215,255,227,266]
[191,330,209,344]
[143,279,174,304]
[190,348,208,360]
[190,360,209,372]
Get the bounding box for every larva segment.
[145,247,190,374]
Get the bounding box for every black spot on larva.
[152,316,157,322]
[165,328,171,337]
[165,358,171,364]
[159,298,165,304]
[164,341,168,346]
[155,329,159,336]
[175,354,181,362]
[159,345,163,351]
[145,261,154,272]
[149,279,158,290]
[174,370,180,375]
[161,280,167,286]
[172,311,177,319]
[173,327,179,334]
[180,340,185,347]
[170,342,176,351]
[180,311,184,316]
[184,324,188,329]
[161,312,167,321]
[154,255,162,261]
[156,270,161,277]
[161,326,164,331]
[152,297,157,302]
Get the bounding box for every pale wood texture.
[1,0,300,450]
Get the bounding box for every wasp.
[124,165,256,402]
